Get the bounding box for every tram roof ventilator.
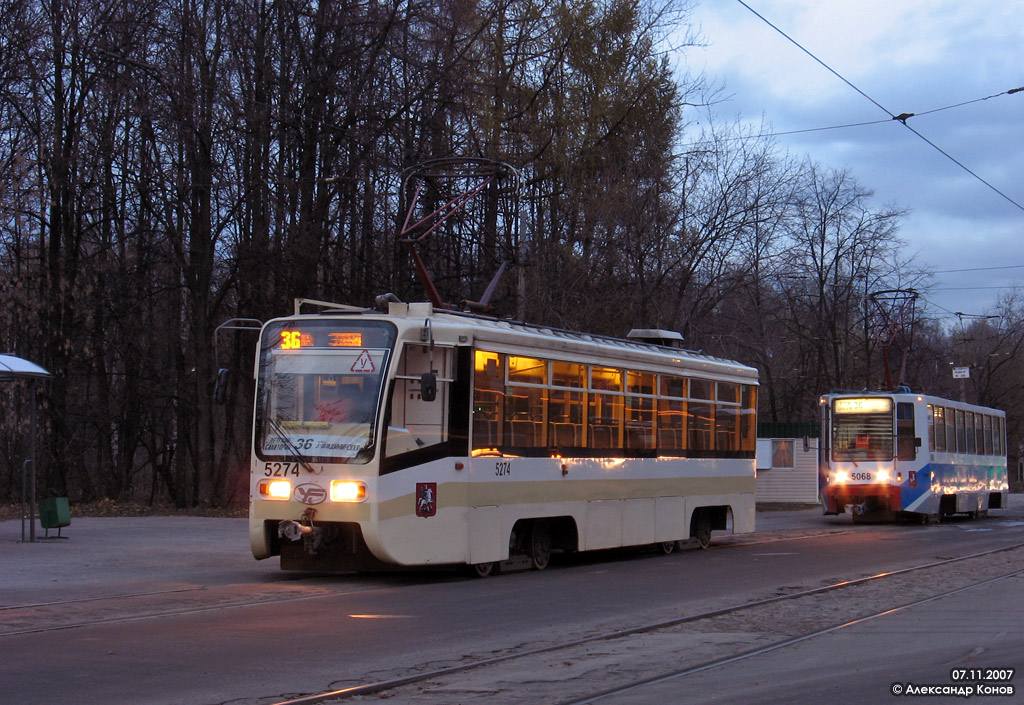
[626,329,685,349]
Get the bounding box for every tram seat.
[658,428,681,450]
[688,430,712,451]
[717,431,739,451]
[626,424,653,449]
[511,420,539,447]
[473,418,498,447]
[550,422,578,448]
[590,425,613,449]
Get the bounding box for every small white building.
[755,435,820,504]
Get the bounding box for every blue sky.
[679,0,1024,324]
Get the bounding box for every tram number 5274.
[495,461,512,477]
[264,462,300,477]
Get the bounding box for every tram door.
[896,402,916,459]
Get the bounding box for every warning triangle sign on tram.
[351,349,376,373]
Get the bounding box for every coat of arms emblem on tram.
[416,483,437,517]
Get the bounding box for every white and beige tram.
[249,301,759,574]
[819,389,1008,522]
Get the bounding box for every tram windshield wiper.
[266,417,320,474]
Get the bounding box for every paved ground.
[1,515,266,606]
[3,497,1021,605]
[0,503,832,604]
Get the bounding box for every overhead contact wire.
[733,0,1024,213]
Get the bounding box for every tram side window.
[657,376,686,451]
[589,366,623,449]
[944,407,956,452]
[896,402,916,460]
[983,415,993,455]
[550,360,585,449]
[688,378,714,452]
[506,356,547,448]
[472,351,505,451]
[716,382,740,451]
[625,371,655,450]
[740,385,757,453]
[472,351,754,458]
[927,405,937,452]
[965,412,976,454]
[974,414,985,455]
[385,344,450,458]
[933,405,946,452]
[955,409,966,453]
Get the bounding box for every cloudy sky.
[679,0,1024,325]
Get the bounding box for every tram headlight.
[876,470,890,483]
[330,480,367,502]
[834,470,849,484]
[258,479,292,500]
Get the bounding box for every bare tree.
[1,0,951,507]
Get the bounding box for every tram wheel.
[658,541,676,555]
[529,520,552,570]
[471,562,495,578]
[691,510,712,550]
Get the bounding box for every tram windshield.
[832,397,894,462]
[255,320,395,464]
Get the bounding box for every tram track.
[0,581,387,638]
[269,541,1024,705]
[557,567,1024,705]
[0,586,204,612]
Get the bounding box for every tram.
[249,300,759,574]
[818,389,1008,522]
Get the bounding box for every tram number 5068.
[495,461,512,477]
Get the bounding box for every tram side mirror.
[213,368,231,405]
[420,372,437,402]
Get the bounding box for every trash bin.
[39,497,70,538]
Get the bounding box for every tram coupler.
[279,520,313,541]
[279,510,323,555]
[848,502,867,517]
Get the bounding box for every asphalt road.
[2,498,1023,705]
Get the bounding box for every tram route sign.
[952,366,970,379]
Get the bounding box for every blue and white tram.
[819,389,1008,522]
[249,300,759,573]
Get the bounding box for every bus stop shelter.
[0,354,51,542]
